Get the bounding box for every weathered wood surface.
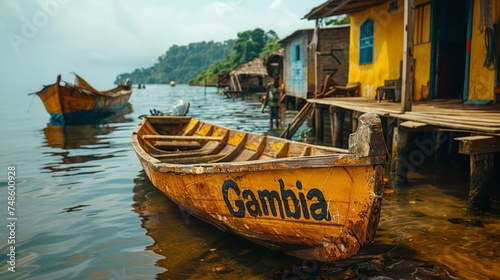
[401,0,415,113]
[131,113,389,262]
[468,153,494,210]
[280,102,314,139]
[454,135,499,211]
[34,74,133,117]
[390,125,411,185]
[455,136,500,155]
[143,135,224,141]
[308,98,500,135]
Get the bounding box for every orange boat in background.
[33,73,133,124]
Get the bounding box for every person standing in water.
[262,75,282,129]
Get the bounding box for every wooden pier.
[284,97,500,211]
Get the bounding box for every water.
[0,84,499,280]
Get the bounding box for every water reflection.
[43,123,116,149]
[47,103,134,126]
[130,170,466,280]
[40,103,133,177]
[131,171,306,279]
[10,84,498,280]
[130,164,500,279]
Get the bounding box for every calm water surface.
[0,84,498,280]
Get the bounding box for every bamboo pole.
[401,0,415,113]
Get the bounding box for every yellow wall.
[349,0,499,101]
[348,0,432,100]
[349,7,403,98]
[468,0,499,100]
[413,1,431,100]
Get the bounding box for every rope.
[27,93,36,112]
[478,0,495,69]
[484,27,496,70]
[478,0,494,33]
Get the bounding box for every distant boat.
[131,113,389,262]
[170,81,176,87]
[33,73,133,124]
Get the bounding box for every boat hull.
[35,74,133,124]
[131,113,388,262]
[48,102,131,124]
[138,157,384,261]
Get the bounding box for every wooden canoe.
[131,113,389,262]
[33,74,133,124]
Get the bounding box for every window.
[414,2,431,45]
[388,0,398,12]
[294,45,301,61]
[359,19,374,65]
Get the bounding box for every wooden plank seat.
[153,141,202,150]
[145,135,224,151]
[147,117,193,135]
[231,134,267,162]
[143,135,225,141]
[159,153,228,164]
[206,131,249,163]
[157,131,249,163]
[153,139,223,156]
[286,143,312,157]
[140,123,219,152]
[140,120,212,152]
[150,128,230,158]
[259,137,290,160]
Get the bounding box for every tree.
[114,40,234,85]
[115,28,282,86]
[190,28,281,85]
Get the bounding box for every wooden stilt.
[333,109,345,148]
[352,111,362,133]
[391,124,410,185]
[386,117,397,155]
[315,104,324,142]
[329,106,336,147]
[279,102,314,139]
[455,135,500,210]
[434,130,444,162]
[469,153,494,210]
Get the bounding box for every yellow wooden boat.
[131,113,388,262]
[33,74,133,124]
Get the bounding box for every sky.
[0,0,325,89]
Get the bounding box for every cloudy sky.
[0,0,324,89]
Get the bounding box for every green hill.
[115,28,281,86]
[114,40,234,85]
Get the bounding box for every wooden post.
[434,130,445,162]
[329,106,336,147]
[386,117,397,154]
[455,135,500,210]
[401,0,415,113]
[391,123,410,185]
[352,110,362,133]
[314,104,324,142]
[469,154,494,210]
[329,106,345,148]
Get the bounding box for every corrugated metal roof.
[304,0,388,19]
[279,24,349,44]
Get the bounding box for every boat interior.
[136,116,349,164]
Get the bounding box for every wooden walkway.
[308,98,500,136]
[301,97,500,211]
